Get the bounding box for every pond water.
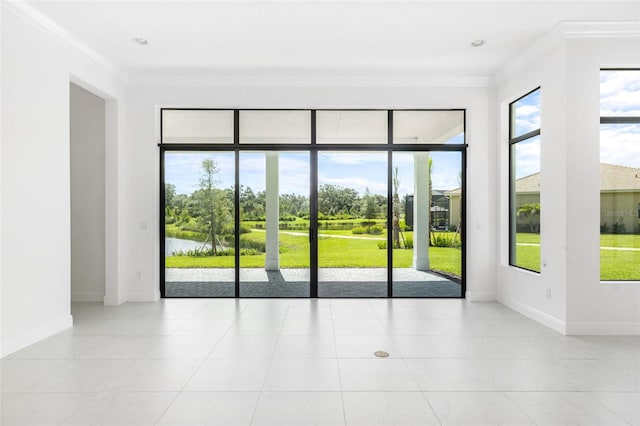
[165,237,211,256]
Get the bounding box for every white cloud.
[600,124,640,168]
[319,152,387,165]
[600,70,640,116]
[514,137,541,179]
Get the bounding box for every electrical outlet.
[546,288,551,299]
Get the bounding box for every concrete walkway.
[165,267,461,298]
[517,242,640,251]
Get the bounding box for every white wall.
[0,4,126,356]
[496,27,640,335]
[496,42,569,333]
[70,83,105,302]
[123,84,497,302]
[565,37,640,334]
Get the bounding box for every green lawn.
[165,227,639,281]
[514,233,639,280]
[166,228,462,277]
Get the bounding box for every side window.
[509,88,541,272]
[599,70,640,281]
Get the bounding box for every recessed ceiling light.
[133,37,148,45]
[471,40,486,47]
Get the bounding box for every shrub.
[377,241,387,249]
[613,222,627,234]
[352,227,365,234]
[361,220,376,228]
[432,234,461,248]
[368,225,383,235]
[403,235,414,249]
[239,248,260,256]
[600,223,610,234]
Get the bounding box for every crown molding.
[493,21,640,85]
[126,68,493,88]
[2,0,123,76]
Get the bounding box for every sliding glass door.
[163,151,236,297]
[239,151,311,297]
[160,109,465,298]
[391,151,463,297]
[317,152,388,297]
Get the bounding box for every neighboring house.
[405,189,452,230]
[446,163,640,233]
[431,189,450,229]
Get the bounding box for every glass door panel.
[392,152,462,297]
[239,151,311,297]
[163,151,236,296]
[317,152,388,297]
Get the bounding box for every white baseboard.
[499,295,566,334]
[72,292,104,302]
[566,322,640,335]
[1,314,73,358]
[465,291,497,302]
[103,295,125,305]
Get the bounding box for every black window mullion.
[600,116,640,124]
[310,110,318,298]
[234,110,240,297]
[387,111,393,297]
[159,148,166,298]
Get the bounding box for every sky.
[513,70,640,179]
[600,70,640,169]
[512,89,541,179]
[165,150,462,197]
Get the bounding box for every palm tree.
[392,167,401,248]
[517,203,541,233]
[428,156,435,246]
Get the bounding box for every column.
[265,152,280,271]
[413,152,430,271]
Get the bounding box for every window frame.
[508,87,541,273]
[599,68,640,282]
[159,108,468,298]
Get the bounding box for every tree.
[517,203,541,233]
[194,158,231,254]
[428,156,435,245]
[318,184,359,217]
[165,183,176,209]
[362,187,377,231]
[392,167,401,248]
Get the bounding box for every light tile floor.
[1,299,639,426]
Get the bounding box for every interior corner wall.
[497,34,640,335]
[122,85,497,302]
[1,5,125,357]
[564,36,640,335]
[70,83,106,302]
[496,42,569,334]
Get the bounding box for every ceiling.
[24,1,640,77]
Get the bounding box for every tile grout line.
[329,300,348,426]
[152,299,246,425]
[502,391,540,426]
[248,300,291,426]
